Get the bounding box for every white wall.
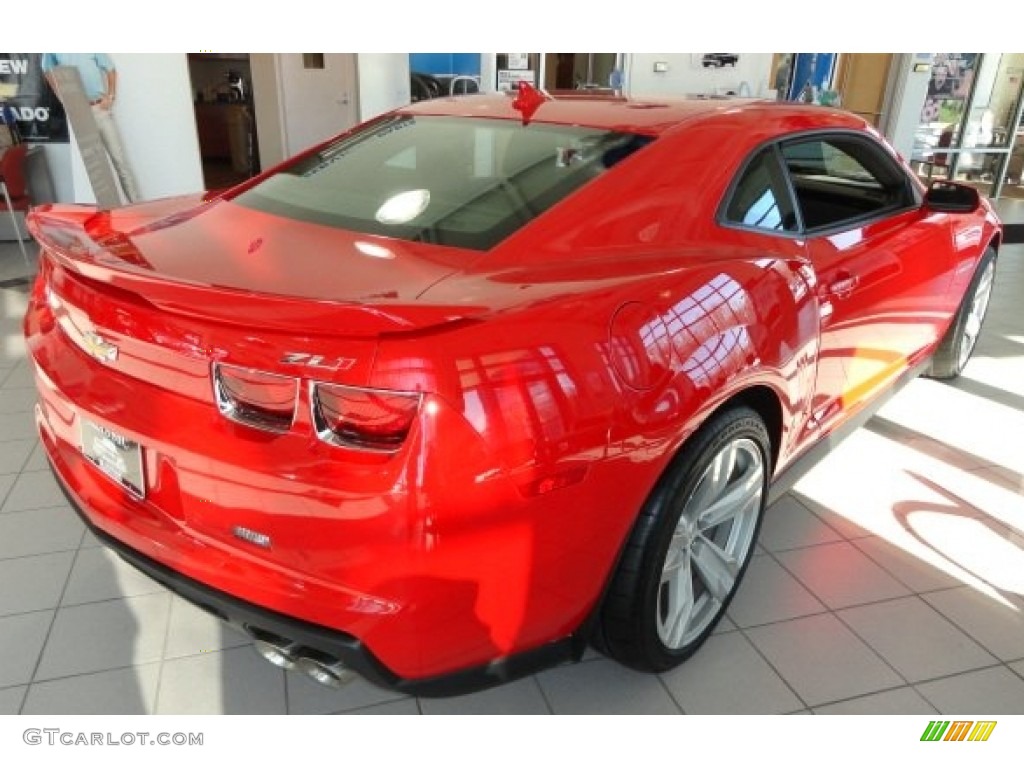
[880,54,933,162]
[357,53,410,122]
[68,53,203,204]
[250,53,286,169]
[40,143,72,202]
[625,53,774,99]
[480,54,497,94]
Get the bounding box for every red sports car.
[24,87,1001,695]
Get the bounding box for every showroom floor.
[0,239,1022,715]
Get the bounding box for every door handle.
[829,272,858,299]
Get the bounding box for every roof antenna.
[512,81,550,126]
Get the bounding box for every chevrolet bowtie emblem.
[83,331,118,364]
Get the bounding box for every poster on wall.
[920,53,978,126]
[497,70,536,92]
[0,53,69,142]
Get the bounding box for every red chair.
[0,143,32,266]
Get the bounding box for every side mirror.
[924,180,981,213]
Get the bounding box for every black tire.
[926,247,997,380]
[596,406,770,671]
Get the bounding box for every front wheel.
[596,407,769,671]
[927,247,996,379]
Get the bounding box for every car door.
[780,134,956,431]
[717,145,819,458]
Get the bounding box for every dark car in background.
[703,53,739,68]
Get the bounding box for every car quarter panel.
[370,251,818,661]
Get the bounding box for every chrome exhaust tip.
[295,654,355,689]
[248,628,301,671]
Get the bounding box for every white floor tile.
[760,495,844,552]
[536,659,680,714]
[61,546,167,606]
[23,442,48,471]
[0,685,25,714]
[156,645,286,714]
[0,412,36,443]
[851,536,964,593]
[419,676,550,715]
[0,611,53,687]
[22,664,160,715]
[0,363,36,390]
[79,529,104,549]
[286,665,407,715]
[0,474,14,508]
[813,687,937,714]
[746,613,903,707]
[660,631,802,714]
[0,551,75,617]
[0,386,36,415]
[344,698,420,715]
[0,506,84,559]
[837,597,996,682]
[916,666,1024,714]
[775,541,911,609]
[791,492,873,541]
[923,587,1024,662]
[1,470,68,513]
[162,597,249,660]
[0,439,34,475]
[35,594,171,680]
[727,554,826,628]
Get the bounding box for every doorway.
[187,53,260,191]
[911,53,1024,199]
[542,53,619,91]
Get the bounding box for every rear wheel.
[927,247,996,379]
[597,407,769,671]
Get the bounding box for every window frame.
[717,129,922,240]
[779,131,921,235]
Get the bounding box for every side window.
[723,148,798,233]
[781,136,912,231]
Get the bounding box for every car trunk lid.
[28,200,486,337]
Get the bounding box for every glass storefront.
[912,53,1024,199]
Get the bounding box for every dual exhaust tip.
[248,627,355,689]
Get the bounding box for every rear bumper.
[51,460,577,697]
[23,263,630,687]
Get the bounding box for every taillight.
[213,363,298,433]
[311,383,420,452]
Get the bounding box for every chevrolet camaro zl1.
[24,86,1000,694]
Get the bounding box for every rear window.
[235,115,652,251]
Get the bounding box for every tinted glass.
[725,148,798,232]
[781,137,912,230]
[235,115,652,251]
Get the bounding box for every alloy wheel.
[656,437,764,649]
[958,259,995,370]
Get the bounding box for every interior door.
[278,53,359,158]
[835,54,893,127]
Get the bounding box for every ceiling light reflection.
[354,241,395,260]
[375,189,430,225]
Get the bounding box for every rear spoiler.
[27,204,487,337]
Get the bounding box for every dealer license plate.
[80,417,145,498]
